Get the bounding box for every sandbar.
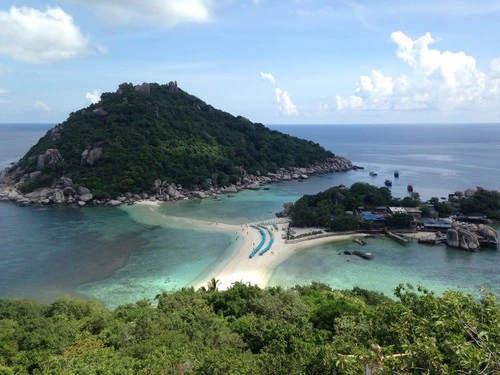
[133,200,365,291]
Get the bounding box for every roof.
[388,207,407,214]
[362,212,387,221]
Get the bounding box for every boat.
[394,170,399,178]
[384,179,392,187]
[407,184,414,192]
[369,171,377,176]
[352,250,375,260]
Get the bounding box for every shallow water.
[268,234,500,298]
[1,123,499,308]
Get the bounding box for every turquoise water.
[1,123,499,308]
[268,235,500,298]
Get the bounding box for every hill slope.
[2,82,344,198]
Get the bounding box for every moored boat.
[394,170,399,178]
[384,179,392,187]
[369,171,377,176]
[407,183,414,192]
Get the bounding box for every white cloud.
[260,71,276,85]
[85,90,101,104]
[0,88,7,95]
[490,57,500,76]
[75,0,213,27]
[0,6,89,63]
[335,31,499,112]
[260,71,298,116]
[274,87,298,116]
[34,100,50,113]
[95,44,109,55]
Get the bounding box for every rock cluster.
[134,82,151,96]
[0,156,353,208]
[446,221,498,251]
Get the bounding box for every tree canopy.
[0,283,498,374]
[15,82,334,198]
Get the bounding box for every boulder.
[25,188,52,200]
[81,147,103,166]
[36,149,62,170]
[446,229,459,248]
[7,190,20,201]
[247,182,260,190]
[92,107,108,117]
[16,197,31,206]
[477,224,498,242]
[58,177,73,188]
[62,187,75,197]
[134,82,151,96]
[78,201,86,207]
[105,200,122,207]
[79,193,93,202]
[223,186,238,194]
[77,186,91,196]
[168,81,179,93]
[51,190,64,204]
[191,191,206,199]
[86,147,102,166]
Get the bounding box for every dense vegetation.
[290,183,500,230]
[458,189,500,220]
[0,283,498,374]
[15,82,334,198]
[289,182,413,230]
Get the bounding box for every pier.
[384,230,410,245]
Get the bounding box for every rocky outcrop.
[168,81,179,93]
[247,182,260,190]
[92,107,108,117]
[446,229,460,248]
[446,221,495,251]
[36,149,62,170]
[477,224,498,243]
[0,152,356,208]
[81,147,103,166]
[134,82,151,96]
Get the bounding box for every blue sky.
[1,0,499,124]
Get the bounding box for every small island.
[284,182,499,251]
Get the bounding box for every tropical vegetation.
[14,82,334,198]
[0,283,498,374]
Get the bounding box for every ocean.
[1,123,499,308]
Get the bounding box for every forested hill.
[3,82,338,198]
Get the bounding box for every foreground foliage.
[0,283,499,374]
[15,83,334,198]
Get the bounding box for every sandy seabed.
[135,200,369,291]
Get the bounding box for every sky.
[0,0,500,125]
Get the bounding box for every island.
[0,81,352,206]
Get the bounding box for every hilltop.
[0,82,352,205]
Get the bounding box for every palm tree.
[206,277,221,292]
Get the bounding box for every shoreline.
[133,200,372,291]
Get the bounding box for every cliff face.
[0,81,352,205]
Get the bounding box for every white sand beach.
[134,200,366,291]
[192,222,367,291]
